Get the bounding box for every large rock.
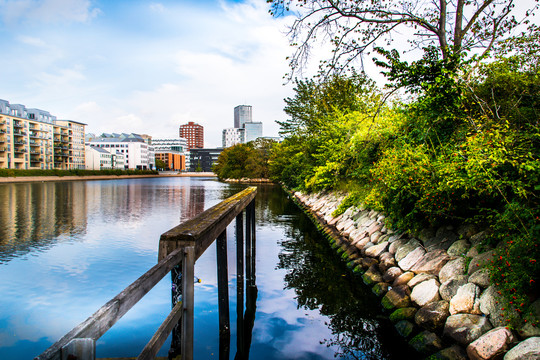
[393,271,415,286]
[443,314,493,345]
[378,252,397,271]
[479,285,506,328]
[383,267,403,283]
[469,268,491,288]
[370,231,383,244]
[447,240,471,257]
[409,273,437,288]
[470,231,489,246]
[423,226,458,251]
[382,285,411,310]
[395,239,422,262]
[398,247,427,271]
[395,320,416,338]
[362,265,383,286]
[466,327,516,360]
[468,251,496,275]
[415,301,450,331]
[372,282,390,297]
[440,276,469,302]
[517,299,540,338]
[427,345,468,360]
[365,241,389,258]
[411,278,441,307]
[409,331,444,354]
[411,249,451,275]
[503,337,540,360]
[450,283,482,315]
[389,238,408,255]
[390,307,417,323]
[439,257,467,284]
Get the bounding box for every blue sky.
[0,0,297,147]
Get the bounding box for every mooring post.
[249,201,256,286]
[182,246,195,360]
[168,260,183,359]
[216,230,230,359]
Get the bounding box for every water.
[0,177,415,359]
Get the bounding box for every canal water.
[0,177,416,359]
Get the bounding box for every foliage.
[155,159,167,170]
[0,168,158,177]
[213,139,276,180]
[268,0,536,78]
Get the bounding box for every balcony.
[0,146,6,152]
[13,131,27,137]
[13,140,26,145]
[30,156,43,163]
[13,122,23,128]
[14,148,27,154]
[0,129,6,134]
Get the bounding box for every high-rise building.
[222,128,245,148]
[179,121,204,150]
[244,122,263,143]
[0,99,86,170]
[234,105,252,129]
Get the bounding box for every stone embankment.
[292,190,540,360]
[224,178,273,183]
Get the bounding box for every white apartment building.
[85,145,113,170]
[222,128,245,148]
[87,133,154,170]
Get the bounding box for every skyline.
[0,0,300,148]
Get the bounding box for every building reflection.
[0,182,87,263]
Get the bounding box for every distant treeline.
[0,169,159,177]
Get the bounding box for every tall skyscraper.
[234,105,252,129]
[179,121,204,150]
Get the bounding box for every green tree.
[155,159,167,170]
[268,0,537,78]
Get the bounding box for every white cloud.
[149,2,165,13]
[17,35,47,47]
[0,0,101,25]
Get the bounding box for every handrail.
[35,186,257,360]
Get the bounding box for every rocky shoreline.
[290,190,540,360]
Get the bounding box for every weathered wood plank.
[158,187,257,261]
[182,246,195,360]
[34,246,185,360]
[137,300,183,360]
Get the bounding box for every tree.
[268,0,538,78]
[155,159,167,170]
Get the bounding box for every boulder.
[393,271,415,287]
[466,327,516,360]
[359,257,379,269]
[447,240,471,257]
[439,257,468,284]
[517,299,540,338]
[415,301,450,331]
[411,249,451,275]
[398,247,427,271]
[479,285,506,328]
[395,238,422,262]
[423,226,458,251]
[469,268,491,288]
[418,228,437,243]
[372,282,390,297]
[457,224,479,239]
[450,283,482,315]
[468,251,496,275]
[383,267,403,283]
[382,285,412,310]
[366,222,383,236]
[427,345,468,360]
[395,320,416,338]
[370,231,383,244]
[390,307,417,323]
[470,231,488,246]
[409,331,444,354]
[503,337,540,360]
[389,238,408,254]
[354,237,371,250]
[443,314,493,346]
[379,252,397,271]
[365,241,389,258]
[408,273,437,288]
[411,278,441,307]
[440,276,469,302]
[362,265,383,286]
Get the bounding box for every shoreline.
[0,172,217,183]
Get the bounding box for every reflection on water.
[0,180,415,359]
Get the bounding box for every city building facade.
[87,133,155,170]
[222,128,245,148]
[85,145,113,170]
[155,151,186,171]
[189,148,223,172]
[234,105,252,129]
[244,122,263,143]
[152,138,189,170]
[179,122,204,150]
[0,99,86,170]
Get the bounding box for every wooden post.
[236,213,245,359]
[216,230,230,359]
[245,204,252,283]
[182,246,195,360]
[249,201,256,286]
[168,262,183,359]
[61,338,95,360]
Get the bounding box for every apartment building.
[87,133,155,170]
[0,99,86,170]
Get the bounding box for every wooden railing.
[35,186,257,360]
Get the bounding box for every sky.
[0,0,301,147]
[0,0,537,148]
